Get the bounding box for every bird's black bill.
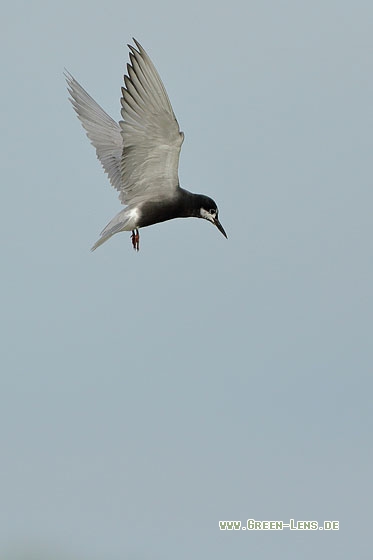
[214,218,228,239]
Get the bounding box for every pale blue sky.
[1,1,372,559]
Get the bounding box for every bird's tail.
[91,208,135,251]
[91,228,121,251]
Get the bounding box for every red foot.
[131,229,140,251]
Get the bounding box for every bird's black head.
[198,195,227,239]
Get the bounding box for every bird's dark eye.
[210,209,216,215]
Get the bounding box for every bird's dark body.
[139,189,215,228]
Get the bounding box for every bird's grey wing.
[65,71,123,191]
[119,39,184,205]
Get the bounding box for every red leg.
[131,229,140,251]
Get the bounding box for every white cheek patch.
[200,208,215,222]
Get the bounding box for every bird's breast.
[139,198,185,228]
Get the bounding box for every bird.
[65,39,227,252]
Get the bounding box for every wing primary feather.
[66,40,183,207]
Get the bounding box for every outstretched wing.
[119,39,184,205]
[65,71,123,191]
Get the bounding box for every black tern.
[65,39,227,251]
